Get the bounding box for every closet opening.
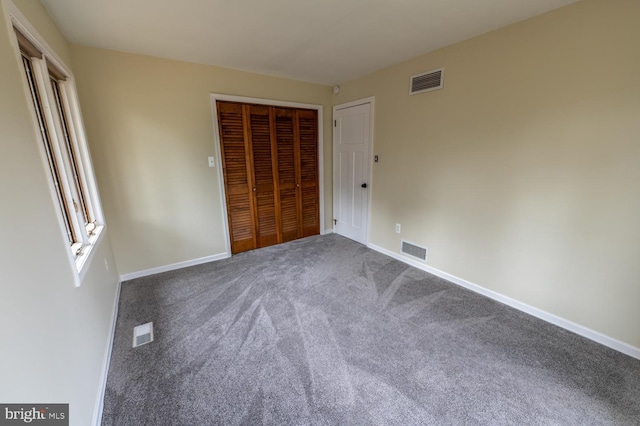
[211,96,323,254]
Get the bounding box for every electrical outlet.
[208,156,216,168]
[395,223,401,234]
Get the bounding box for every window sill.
[74,224,106,286]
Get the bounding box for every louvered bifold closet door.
[297,109,320,237]
[217,101,319,254]
[248,105,280,248]
[274,107,302,243]
[217,101,257,254]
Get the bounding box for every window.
[48,67,97,236]
[13,24,104,284]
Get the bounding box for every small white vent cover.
[132,322,154,348]
[409,68,444,95]
[401,240,428,261]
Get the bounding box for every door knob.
[361,183,367,188]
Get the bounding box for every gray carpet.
[102,234,640,425]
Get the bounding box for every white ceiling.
[40,0,578,85]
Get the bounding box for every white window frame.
[6,1,106,286]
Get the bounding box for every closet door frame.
[210,94,325,257]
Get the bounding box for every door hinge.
[334,120,336,127]
[333,219,337,225]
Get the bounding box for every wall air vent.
[401,240,428,261]
[409,68,444,95]
[132,322,154,348]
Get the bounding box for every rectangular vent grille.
[401,240,428,261]
[409,68,444,95]
[133,322,154,348]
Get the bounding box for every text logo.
[0,405,68,425]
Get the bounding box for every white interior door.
[333,101,371,244]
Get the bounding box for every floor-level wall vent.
[401,240,428,261]
[133,322,154,348]
[409,68,444,95]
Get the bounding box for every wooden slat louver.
[297,109,320,237]
[275,107,301,243]
[249,105,279,247]
[217,101,256,253]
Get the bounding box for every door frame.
[333,96,375,246]
[210,93,325,256]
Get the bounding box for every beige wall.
[0,1,119,424]
[70,46,333,275]
[334,0,640,348]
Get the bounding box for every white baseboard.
[120,252,230,282]
[368,243,640,360]
[93,279,122,426]
[322,228,334,235]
